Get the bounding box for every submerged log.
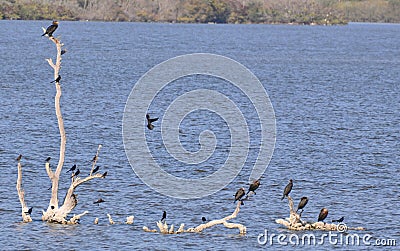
[275,196,365,231]
[144,201,246,235]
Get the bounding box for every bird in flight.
[146,114,159,130]
[281,179,293,200]
[42,20,59,37]
[93,198,105,205]
[161,211,167,223]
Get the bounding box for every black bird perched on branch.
[281,179,293,200]
[92,166,100,174]
[161,211,167,223]
[45,157,51,162]
[146,114,159,130]
[72,169,80,178]
[61,49,67,55]
[297,197,309,213]
[318,208,329,222]
[332,216,344,223]
[42,20,59,37]
[16,154,22,161]
[92,155,97,162]
[202,217,207,223]
[234,187,245,203]
[25,207,33,215]
[66,164,76,173]
[101,171,108,178]
[50,75,61,83]
[247,180,260,195]
[93,198,105,205]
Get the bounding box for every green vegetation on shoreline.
[1,0,399,24]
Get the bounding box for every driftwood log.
[143,201,246,235]
[16,27,106,224]
[275,196,365,231]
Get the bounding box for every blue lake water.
[0,21,399,250]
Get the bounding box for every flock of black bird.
[36,26,346,226]
[280,179,344,224]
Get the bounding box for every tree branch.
[16,159,32,223]
[275,196,365,231]
[144,201,246,235]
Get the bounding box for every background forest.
[1,0,399,24]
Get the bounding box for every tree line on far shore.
[1,0,399,24]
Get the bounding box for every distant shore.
[1,0,399,24]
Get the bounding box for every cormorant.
[161,211,167,223]
[42,20,59,37]
[72,169,80,177]
[45,157,51,162]
[50,75,61,83]
[332,216,344,223]
[318,208,329,222]
[92,165,100,174]
[234,187,245,203]
[202,217,207,223]
[66,164,76,173]
[25,207,33,215]
[281,179,293,200]
[101,171,108,178]
[61,49,67,55]
[247,180,260,195]
[93,198,105,205]
[146,114,159,130]
[92,155,97,162]
[16,154,22,161]
[297,197,309,213]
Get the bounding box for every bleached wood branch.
[43,36,65,218]
[68,211,89,224]
[16,159,32,223]
[144,201,246,235]
[107,214,115,224]
[90,144,102,176]
[275,196,365,231]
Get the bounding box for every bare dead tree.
[16,25,107,224]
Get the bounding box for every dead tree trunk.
[143,201,246,235]
[16,157,32,223]
[16,26,107,224]
[275,196,365,231]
